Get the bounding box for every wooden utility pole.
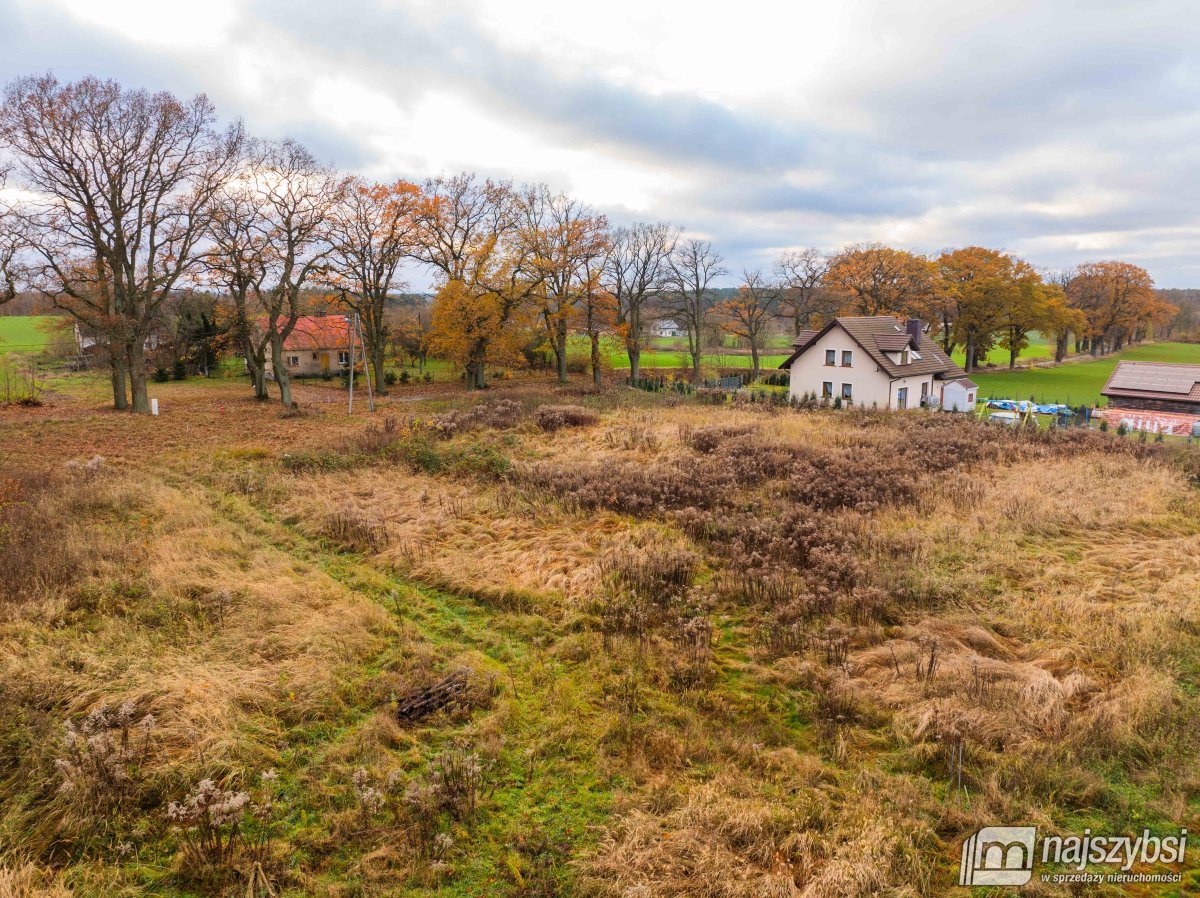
[347,312,375,414]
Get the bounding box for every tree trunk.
[628,344,641,382]
[591,334,603,387]
[270,337,294,407]
[750,341,760,380]
[555,322,569,384]
[246,350,268,400]
[372,343,387,396]
[127,340,151,414]
[1055,333,1069,363]
[964,336,976,374]
[110,351,129,410]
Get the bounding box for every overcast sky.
[2,0,1199,287]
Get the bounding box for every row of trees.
[0,74,1180,411]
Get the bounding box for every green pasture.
[971,341,1200,406]
[0,316,57,354]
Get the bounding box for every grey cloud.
[3,0,1200,284]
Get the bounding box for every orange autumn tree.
[427,278,532,378]
[936,247,1060,371]
[1068,261,1173,355]
[415,174,542,389]
[824,243,936,318]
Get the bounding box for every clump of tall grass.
[320,505,389,553]
[0,469,129,606]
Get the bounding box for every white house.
[653,318,687,339]
[940,377,979,412]
[780,316,970,411]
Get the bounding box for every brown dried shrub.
[519,458,737,515]
[533,404,600,432]
[430,399,524,437]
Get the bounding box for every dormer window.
[900,349,910,365]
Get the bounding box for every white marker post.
[151,398,159,416]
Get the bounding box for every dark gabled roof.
[791,329,820,349]
[1101,361,1200,403]
[779,315,967,380]
[873,333,915,352]
[943,377,979,390]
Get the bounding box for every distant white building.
[653,318,687,339]
[779,316,971,411]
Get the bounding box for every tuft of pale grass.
[0,863,71,898]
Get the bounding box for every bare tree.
[712,269,781,379]
[774,248,833,335]
[326,178,421,394]
[666,238,727,379]
[206,139,344,407]
[254,141,345,408]
[207,160,271,400]
[0,74,243,411]
[604,222,678,380]
[0,164,21,306]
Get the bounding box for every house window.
[841,383,853,401]
[967,392,975,403]
[841,350,853,367]
[920,382,929,401]
[900,349,910,365]
[896,387,908,409]
[822,381,833,399]
[338,351,350,366]
[287,355,299,367]
[825,349,836,366]
[312,352,319,360]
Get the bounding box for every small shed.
[940,377,979,413]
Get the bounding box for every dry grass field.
[2,373,1199,897]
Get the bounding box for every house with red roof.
[265,315,351,380]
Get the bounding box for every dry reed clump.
[320,505,389,553]
[598,539,699,606]
[679,423,755,454]
[532,404,600,432]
